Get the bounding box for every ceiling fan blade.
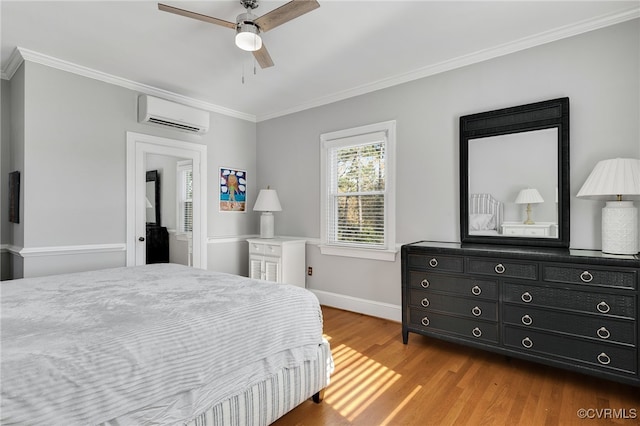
[253,44,274,69]
[254,0,320,32]
[158,3,236,30]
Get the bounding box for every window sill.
[319,244,398,262]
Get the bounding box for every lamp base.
[260,212,274,239]
[523,203,535,225]
[602,201,638,255]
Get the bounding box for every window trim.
[320,120,397,261]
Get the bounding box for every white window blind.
[327,133,387,248]
[177,161,193,233]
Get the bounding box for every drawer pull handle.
[428,258,438,268]
[471,285,482,296]
[421,298,430,308]
[596,301,610,314]
[521,337,533,349]
[472,327,482,338]
[521,292,533,303]
[580,271,593,283]
[421,317,430,327]
[521,314,533,326]
[597,352,611,365]
[597,327,611,340]
[494,263,505,274]
[471,306,482,317]
[420,279,430,288]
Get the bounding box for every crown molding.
[255,7,640,122]
[2,47,257,122]
[1,47,24,80]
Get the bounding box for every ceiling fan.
[158,0,320,69]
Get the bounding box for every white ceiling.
[2,1,639,122]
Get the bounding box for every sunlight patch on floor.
[323,342,403,422]
[379,384,422,425]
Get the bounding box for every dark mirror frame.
[146,170,161,226]
[460,97,570,248]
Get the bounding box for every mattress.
[1,264,328,425]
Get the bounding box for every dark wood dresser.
[401,241,640,386]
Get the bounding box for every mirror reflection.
[468,128,558,238]
[146,181,156,223]
[146,170,160,225]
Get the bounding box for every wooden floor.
[274,306,640,426]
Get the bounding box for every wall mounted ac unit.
[138,95,210,134]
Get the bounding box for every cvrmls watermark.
[577,408,637,419]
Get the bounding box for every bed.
[1,263,333,425]
[468,193,503,235]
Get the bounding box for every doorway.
[126,132,207,268]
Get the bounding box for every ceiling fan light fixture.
[235,23,262,51]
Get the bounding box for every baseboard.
[310,289,401,323]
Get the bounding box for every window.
[320,121,396,261]
[177,160,193,233]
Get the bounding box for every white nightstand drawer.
[249,242,282,256]
[501,222,553,237]
[262,244,282,257]
[504,227,546,236]
[249,243,265,255]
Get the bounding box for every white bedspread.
[1,264,324,425]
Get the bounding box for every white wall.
[1,61,257,278]
[256,20,640,320]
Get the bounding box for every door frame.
[126,132,207,268]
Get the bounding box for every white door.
[126,132,207,268]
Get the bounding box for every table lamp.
[253,187,282,238]
[515,188,544,225]
[577,158,640,255]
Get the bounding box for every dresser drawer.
[467,258,537,280]
[410,289,497,320]
[249,242,282,256]
[409,309,498,343]
[503,283,636,318]
[503,304,636,345]
[409,271,497,299]
[543,264,637,290]
[407,254,463,273]
[504,326,637,375]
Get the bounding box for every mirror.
[460,98,569,248]
[146,170,161,225]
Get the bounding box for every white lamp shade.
[577,158,640,199]
[253,189,282,212]
[515,188,544,204]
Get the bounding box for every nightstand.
[247,238,306,287]
[501,222,555,237]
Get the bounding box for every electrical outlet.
[307,267,313,276]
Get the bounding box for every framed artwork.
[220,168,247,212]
[9,171,20,223]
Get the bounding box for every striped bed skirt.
[187,339,333,426]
